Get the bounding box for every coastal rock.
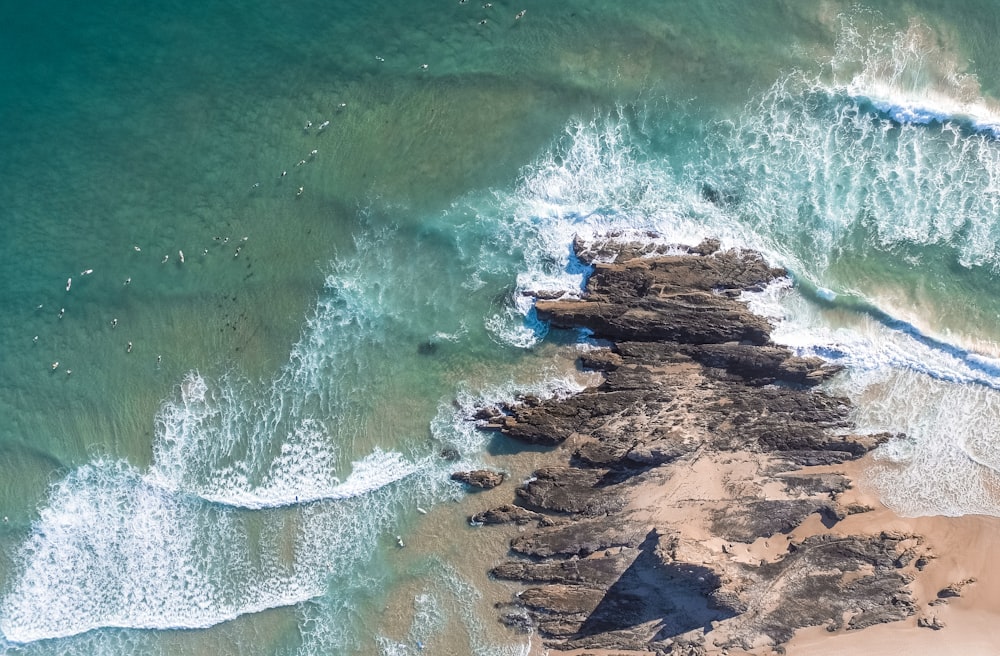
[918,614,946,630]
[937,577,976,598]
[472,246,926,653]
[451,469,506,489]
[535,250,784,346]
[491,549,636,587]
[510,517,646,558]
[471,504,548,526]
[515,467,626,515]
[711,499,842,543]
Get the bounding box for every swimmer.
[162,255,169,264]
[51,362,59,370]
[111,318,118,328]
[203,248,209,255]
[338,102,347,108]
[66,277,72,292]
[179,250,185,263]
[318,120,330,130]
[251,182,260,189]
[241,236,249,242]
[156,354,161,364]
[420,63,428,70]
[310,149,318,157]
[234,247,241,258]
[395,536,405,548]
[58,308,65,319]
[483,2,492,7]
[280,170,287,177]
[134,245,142,252]
[124,277,131,286]
[296,159,306,167]
[33,335,38,343]
[479,18,487,24]
[375,55,385,62]
[66,369,72,376]
[296,186,304,197]
[223,237,229,243]
[127,342,132,353]
[304,120,313,130]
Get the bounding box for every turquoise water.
[6,1,1000,654]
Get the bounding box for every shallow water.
[5,1,1000,653]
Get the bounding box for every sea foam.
[0,230,436,645]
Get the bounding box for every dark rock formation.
[469,243,929,653]
[471,504,550,526]
[451,469,506,489]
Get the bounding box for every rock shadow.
[575,530,737,642]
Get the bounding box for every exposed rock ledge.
[471,239,932,654]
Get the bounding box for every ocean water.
[5,1,1000,653]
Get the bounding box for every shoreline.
[462,238,1000,654]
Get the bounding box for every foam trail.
[832,16,1000,136]
[0,227,438,645]
[0,460,318,643]
[146,229,411,509]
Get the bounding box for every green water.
[5,1,1000,654]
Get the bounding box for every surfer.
[396,535,405,548]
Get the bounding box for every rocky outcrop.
[451,469,507,489]
[469,241,929,654]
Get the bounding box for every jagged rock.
[681,342,843,386]
[689,237,722,256]
[509,518,646,558]
[918,615,945,630]
[471,504,547,526]
[470,246,926,652]
[743,534,917,643]
[712,499,842,542]
[515,467,626,515]
[492,549,636,586]
[535,251,784,345]
[937,578,976,598]
[451,469,506,489]
[777,473,851,497]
